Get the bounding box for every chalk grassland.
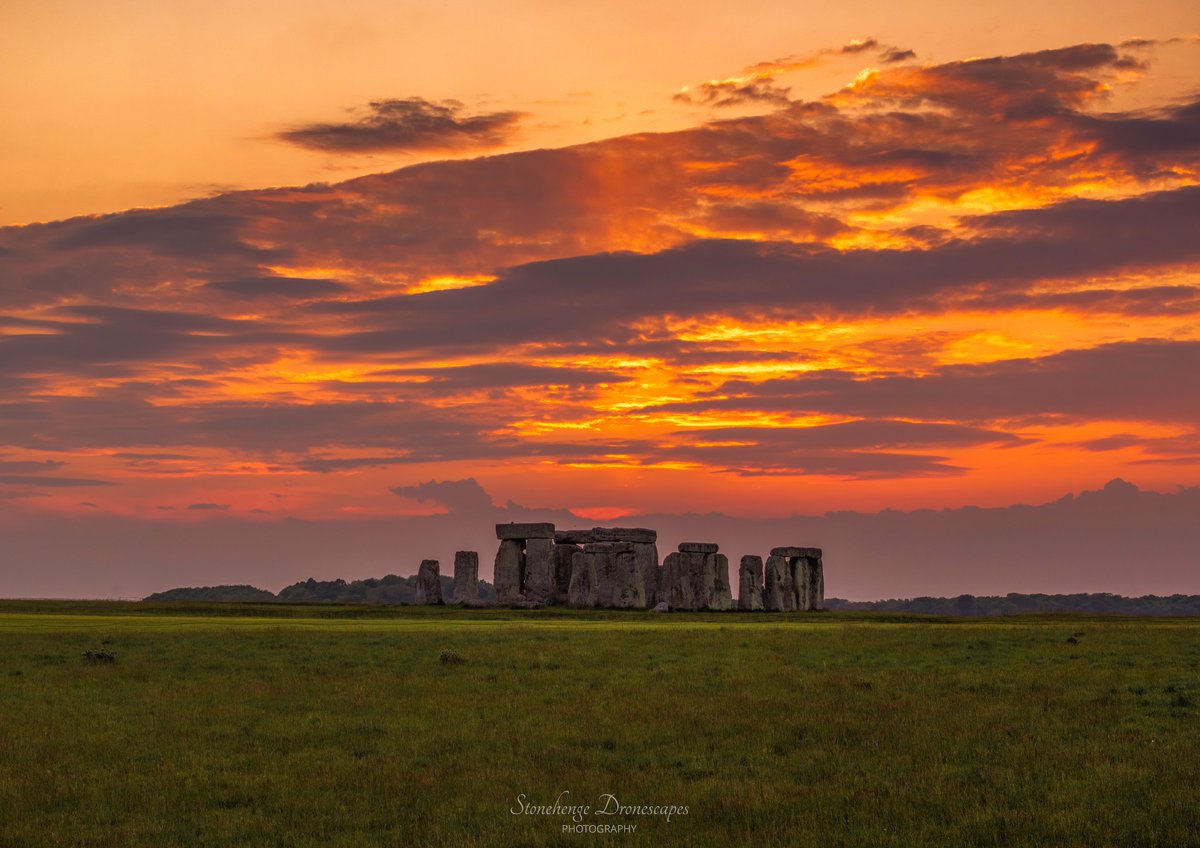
[0,603,1197,847]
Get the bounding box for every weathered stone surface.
[683,551,709,611]
[523,537,556,604]
[661,552,691,610]
[592,526,657,544]
[795,555,825,611]
[707,553,733,610]
[612,550,647,608]
[679,542,718,553]
[415,559,442,605]
[552,543,580,603]
[584,541,633,553]
[495,522,555,540]
[494,539,524,603]
[555,530,595,545]
[764,554,796,612]
[652,601,669,613]
[452,551,479,603]
[567,550,599,607]
[633,542,659,606]
[770,546,823,559]
[738,555,764,611]
[592,547,617,607]
[809,556,825,611]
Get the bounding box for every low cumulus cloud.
[390,478,496,514]
[277,97,525,153]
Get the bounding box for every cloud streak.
[277,97,525,153]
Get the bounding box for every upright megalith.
[552,542,580,604]
[415,559,443,605]
[452,551,479,603]
[766,547,825,611]
[524,537,556,604]
[612,544,647,609]
[568,550,599,607]
[494,539,524,603]
[661,551,691,610]
[763,555,795,611]
[738,555,764,610]
[708,553,733,611]
[493,523,556,605]
[633,540,660,606]
[585,543,618,607]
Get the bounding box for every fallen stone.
[524,537,556,604]
[452,551,479,603]
[494,539,524,604]
[415,559,443,605]
[738,555,764,611]
[495,522,555,540]
[679,542,718,554]
[567,550,599,607]
[651,601,669,613]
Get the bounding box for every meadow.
[0,601,1197,847]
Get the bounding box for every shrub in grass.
[439,648,464,665]
[83,648,116,664]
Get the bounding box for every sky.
[1,1,1198,598]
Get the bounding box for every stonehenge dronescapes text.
[413,523,825,610]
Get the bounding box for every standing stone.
[494,539,524,604]
[452,551,479,603]
[797,554,824,611]
[633,542,659,606]
[738,555,764,611]
[587,544,618,607]
[764,555,795,611]
[707,553,733,611]
[661,552,690,610]
[415,559,442,605]
[613,548,647,609]
[568,550,599,607]
[524,537,556,604]
[552,543,580,604]
[684,551,711,611]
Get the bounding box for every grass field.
[1,601,1197,847]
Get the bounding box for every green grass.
[1,602,1197,846]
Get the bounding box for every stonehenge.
[476,523,824,611]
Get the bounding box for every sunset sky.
[1,2,1198,597]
